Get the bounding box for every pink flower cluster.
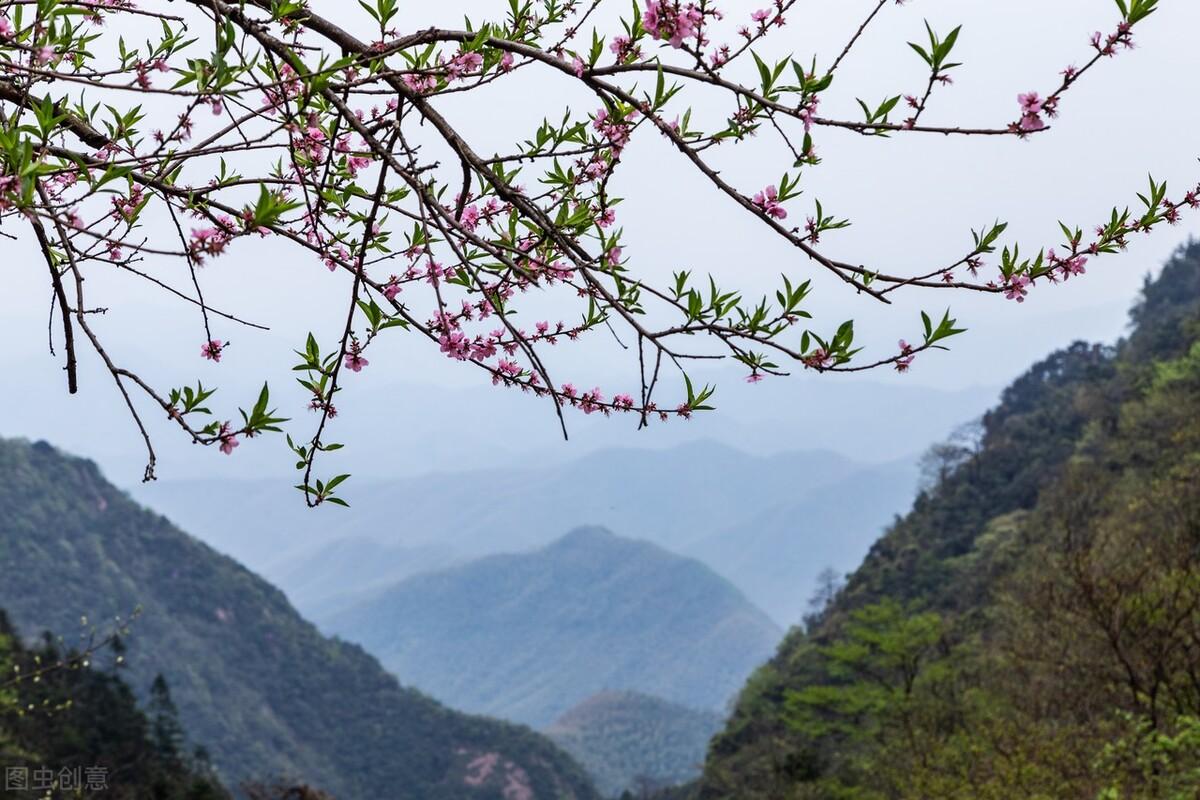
[134,57,169,89]
[1004,274,1031,303]
[610,35,641,63]
[111,185,144,222]
[752,185,787,220]
[1016,92,1056,133]
[189,226,231,263]
[1091,22,1135,57]
[446,50,483,81]
[343,339,369,372]
[335,136,372,176]
[593,107,635,152]
[218,421,239,455]
[292,112,328,162]
[1047,249,1088,281]
[644,1,703,49]
[802,348,835,370]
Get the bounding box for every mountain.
[546,691,723,798]
[0,437,598,800]
[683,459,918,625]
[132,442,916,626]
[270,537,460,620]
[325,528,782,728]
[6,313,998,481]
[692,241,1200,798]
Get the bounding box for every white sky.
[3,0,1199,481]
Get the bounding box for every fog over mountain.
[324,528,781,728]
[132,439,918,626]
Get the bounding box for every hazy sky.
[3,0,1199,483]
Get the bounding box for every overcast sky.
[3,0,1199,482]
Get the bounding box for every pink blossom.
[439,331,470,360]
[447,50,483,81]
[895,339,915,372]
[343,350,369,372]
[402,73,437,94]
[218,422,239,455]
[460,205,480,231]
[644,1,704,49]
[1004,274,1031,302]
[1017,92,1046,132]
[752,185,787,220]
[189,227,230,263]
[201,339,224,362]
[804,348,835,370]
[578,387,604,414]
[324,245,350,272]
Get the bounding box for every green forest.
[691,243,1200,798]
[0,612,227,799]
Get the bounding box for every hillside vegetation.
[327,527,781,727]
[0,439,598,800]
[0,611,228,800]
[695,241,1200,798]
[547,691,723,798]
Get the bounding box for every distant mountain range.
[271,537,460,620]
[133,440,918,626]
[324,527,782,728]
[0,437,597,800]
[546,691,724,798]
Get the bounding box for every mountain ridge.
[692,240,1200,798]
[326,526,782,728]
[132,441,916,626]
[546,691,723,798]
[0,436,598,800]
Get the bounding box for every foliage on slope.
[696,241,1200,798]
[546,691,723,798]
[0,439,598,800]
[0,611,228,799]
[326,526,781,727]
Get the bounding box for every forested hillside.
[547,691,723,798]
[327,527,781,727]
[0,611,228,800]
[0,439,598,800]
[696,241,1200,798]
